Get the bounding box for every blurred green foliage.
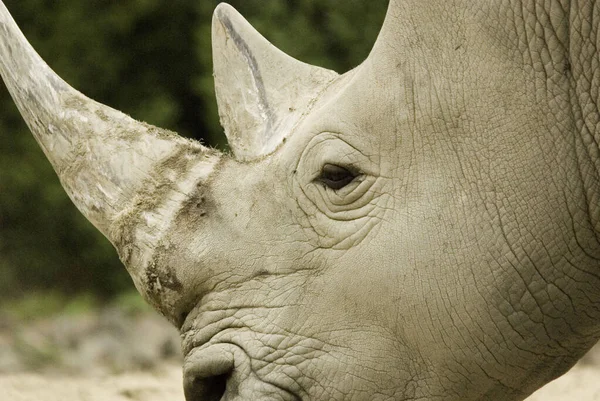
[0,0,387,300]
[3,290,150,320]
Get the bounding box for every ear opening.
[212,3,338,161]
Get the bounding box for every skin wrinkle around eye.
[326,175,375,204]
[292,132,387,249]
[296,132,381,179]
[298,182,385,250]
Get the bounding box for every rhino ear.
[212,3,338,161]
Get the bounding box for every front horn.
[0,2,222,323]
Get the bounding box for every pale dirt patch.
[525,342,600,400]
[526,363,600,401]
[0,365,184,401]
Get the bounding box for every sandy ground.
[2,359,600,400]
[1,304,599,400]
[526,362,600,400]
[3,363,600,401]
[1,365,184,401]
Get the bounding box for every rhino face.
[177,75,404,400]
[2,0,600,400]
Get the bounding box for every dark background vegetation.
[0,0,387,301]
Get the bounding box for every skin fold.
[0,0,599,400]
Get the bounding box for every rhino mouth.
[181,310,303,401]
[181,306,231,401]
[182,342,303,401]
[183,346,231,401]
[184,372,228,401]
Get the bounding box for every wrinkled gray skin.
[1,0,599,400]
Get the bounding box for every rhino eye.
[317,163,357,190]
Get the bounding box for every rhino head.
[1,1,600,400]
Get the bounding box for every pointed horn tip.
[0,2,67,94]
[213,2,238,22]
[212,2,258,42]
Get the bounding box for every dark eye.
[316,163,357,190]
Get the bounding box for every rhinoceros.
[1,0,599,400]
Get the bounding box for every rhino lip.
[184,375,228,401]
[183,346,233,401]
